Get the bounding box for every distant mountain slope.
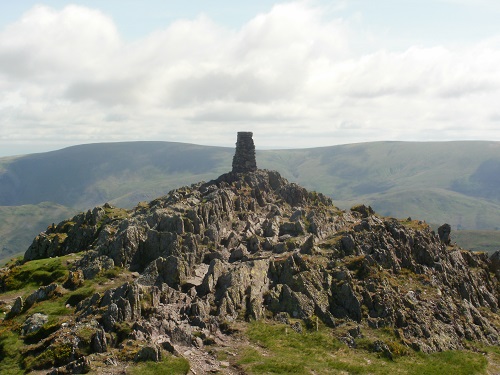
[1,140,499,260]
[0,142,233,209]
[258,141,500,230]
[0,202,76,262]
[259,141,500,203]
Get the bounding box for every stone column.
[232,132,257,173]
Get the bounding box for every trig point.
[232,132,257,173]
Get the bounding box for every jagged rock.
[372,340,393,360]
[300,235,315,254]
[91,328,107,353]
[246,235,261,253]
[279,221,306,236]
[438,223,451,245]
[263,218,280,238]
[6,296,23,318]
[229,246,249,263]
[48,356,91,375]
[198,259,226,296]
[340,235,356,255]
[160,339,177,354]
[25,283,60,309]
[63,270,84,290]
[290,321,303,333]
[274,312,290,325]
[75,251,114,280]
[21,313,48,335]
[102,303,119,332]
[216,259,270,320]
[490,250,500,278]
[25,206,107,261]
[138,256,188,288]
[134,344,162,362]
[266,284,314,319]
[351,204,375,218]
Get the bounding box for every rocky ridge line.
[6,168,500,372]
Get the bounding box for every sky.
[1,0,500,156]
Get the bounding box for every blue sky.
[1,0,500,156]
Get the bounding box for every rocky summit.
[2,134,500,374]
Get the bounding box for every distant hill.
[259,141,500,230]
[0,142,233,209]
[1,140,499,260]
[0,202,76,262]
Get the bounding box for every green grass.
[127,355,190,375]
[407,351,487,375]
[239,321,489,375]
[23,342,74,371]
[2,256,69,292]
[0,329,24,375]
[65,283,96,307]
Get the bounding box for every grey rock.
[139,256,188,288]
[6,296,23,318]
[372,340,393,360]
[91,328,107,353]
[438,223,451,245]
[25,283,60,309]
[290,321,303,334]
[351,204,375,218]
[489,251,500,277]
[48,356,91,375]
[229,246,249,263]
[21,313,48,335]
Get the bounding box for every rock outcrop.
[12,134,500,372]
[21,168,500,356]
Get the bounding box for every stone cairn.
[232,132,257,173]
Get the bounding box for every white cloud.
[1,1,500,154]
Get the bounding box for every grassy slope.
[235,321,496,375]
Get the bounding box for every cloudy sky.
[1,0,500,156]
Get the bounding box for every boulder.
[438,223,451,245]
[21,313,49,335]
[6,296,23,318]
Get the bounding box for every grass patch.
[0,329,24,375]
[98,206,130,228]
[2,256,69,292]
[29,298,70,317]
[239,321,490,375]
[65,284,96,307]
[23,342,73,371]
[407,351,487,375]
[127,354,190,375]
